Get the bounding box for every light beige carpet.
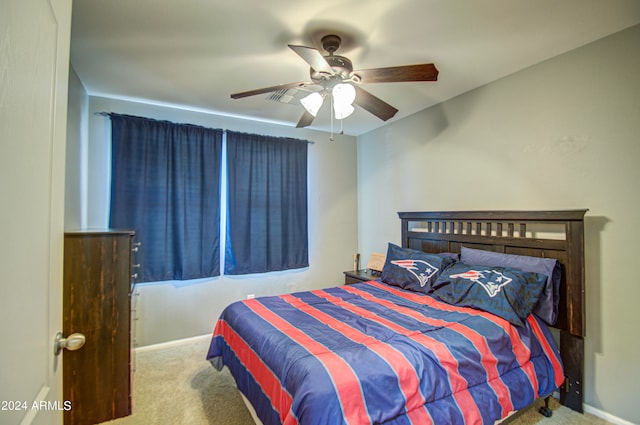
[101,336,612,425]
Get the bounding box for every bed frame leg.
[538,396,553,417]
[559,331,584,413]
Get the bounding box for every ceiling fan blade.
[296,110,315,128]
[288,45,334,75]
[231,82,309,99]
[353,86,398,121]
[354,63,439,84]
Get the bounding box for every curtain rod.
[94,112,315,144]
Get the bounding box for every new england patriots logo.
[450,270,512,297]
[391,259,438,287]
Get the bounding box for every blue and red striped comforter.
[207,281,563,425]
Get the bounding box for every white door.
[0,0,72,424]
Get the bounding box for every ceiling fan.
[230,34,439,128]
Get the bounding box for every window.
[109,115,308,281]
[224,131,309,275]
[109,114,223,282]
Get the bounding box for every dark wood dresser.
[63,230,135,425]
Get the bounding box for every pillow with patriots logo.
[380,243,456,294]
[460,246,561,326]
[432,262,547,326]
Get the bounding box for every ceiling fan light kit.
[300,91,324,117]
[231,33,438,134]
[332,83,356,119]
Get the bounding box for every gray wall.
[357,25,640,424]
[64,92,359,347]
[65,67,88,230]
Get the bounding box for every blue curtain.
[225,131,308,275]
[109,114,223,282]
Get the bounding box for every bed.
[207,210,587,424]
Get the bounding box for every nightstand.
[343,269,381,285]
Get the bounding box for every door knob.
[54,332,86,356]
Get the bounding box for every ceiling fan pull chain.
[330,94,335,141]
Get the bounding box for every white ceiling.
[70,0,640,136]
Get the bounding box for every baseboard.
[584,404,637,425]
[551,391,635,425]
[135,333,211,353]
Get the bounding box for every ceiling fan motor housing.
[310,55,353,81]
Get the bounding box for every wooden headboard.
[397,210,587,412]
